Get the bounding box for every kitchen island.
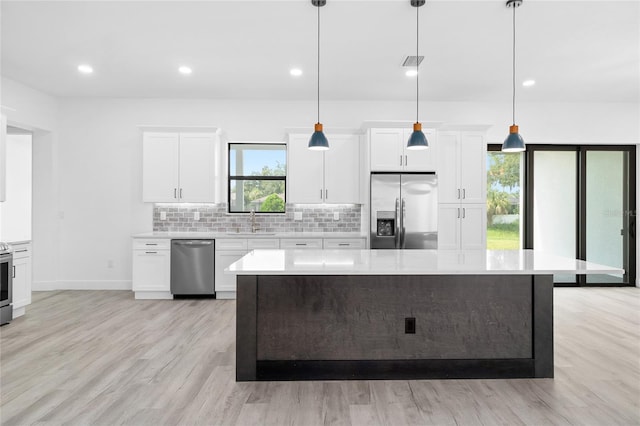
[228,249,623,381]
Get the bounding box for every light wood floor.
[1,288,639,426]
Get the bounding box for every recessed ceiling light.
[179,66,192,75]
[405,69,418,77]
[77,64,93,74]
[523,79,536,87]
[290,68,303,77]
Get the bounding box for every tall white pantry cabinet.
[437,129,487,250]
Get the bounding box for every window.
[486,146,524,250]
[228,143,286,213]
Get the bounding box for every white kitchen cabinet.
[11,242,32,318]
[132,239,171,299]
[438,204,486,250]
[287,133,361,204]
[323,238,366,249]
[142,132,217,203]
[280,238,323,249]
[0,114,6,202]
[215,238,280,299]
[437,131,486,204]
[369,128,437,172]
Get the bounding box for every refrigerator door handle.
[395,198,401,248]
[401,198,406,248]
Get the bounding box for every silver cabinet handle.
[338,243,349,246]
[463,188,466,199]
[174,188,177,199]
[295,243,307,246]
[457,189,461,199]
[320,189,323,199]
[15,249,28,253]
[405,155,407,166]
[179,188,183,198]
[145,251,158,254]
[463,208,466,218]
[457,208,460,218]
[325,189,328,199]
[145,243,157,246]
[12,266,16,278]
[400,155,403,166]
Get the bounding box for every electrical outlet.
[405,317,416,334]
[160,211,167,220]
[194,212,200,221]
[333,212,340,221]
[294,212,303,221]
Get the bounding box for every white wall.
[1,77,60,289]
[0,134,32,242]
[50,97,639,289]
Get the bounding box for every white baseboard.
[33,280,132,291]
[12,306,25,319]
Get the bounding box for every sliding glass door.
[525,145,636,286]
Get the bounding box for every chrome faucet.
[249,209,259,233]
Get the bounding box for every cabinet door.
[324,134,361,203]
[142,133,180,202]
[215,250,247,292]
[438,204,461,250]
[12,256,31,309]
[437,132,461,203]
[403,128,437,172]
[132,250,170,292]
[287,134,324,203]
[178,133,217,202]
[370,128,403,171]
[459,132,486,204]
[460,204,486,250]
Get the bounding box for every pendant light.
[308,0,329,151]
[502,0,526,152]
[407,0,428,150]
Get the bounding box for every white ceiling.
[1,0,638,102]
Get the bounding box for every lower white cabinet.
[215,238,280,299]
[11,242,32,318]
[438,204,486,250]
[132,239,171,299]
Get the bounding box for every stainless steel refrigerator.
[370,173,438,249]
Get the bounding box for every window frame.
[227,142,287,214]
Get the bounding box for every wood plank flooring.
[1,288,638,425]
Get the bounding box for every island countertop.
[226,249,624,276]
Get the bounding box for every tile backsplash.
[153,203,362,233]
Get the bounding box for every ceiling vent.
[402,56,424,67]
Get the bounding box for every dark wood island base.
[236,274,553,381]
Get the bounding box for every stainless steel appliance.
[0,242,13,325]
[370,173,438,249]
[170,240,215,296]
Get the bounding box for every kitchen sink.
[225,232,276,236]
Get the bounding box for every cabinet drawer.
[133,239,170,250]
[247,239,280,250]
[215,239,248,250]
[323,238,365,249]
[280,239,323,249]
[11,243,32,259]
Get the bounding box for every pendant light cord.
[416,4,419,123]
[317,5,320,124]
[512,4,516,125]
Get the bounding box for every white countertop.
[226,249,625,276]
[132,232,365,239]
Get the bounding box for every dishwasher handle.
[172,240,213,247]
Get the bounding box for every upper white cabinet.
[142,132,218,202]
[287,133,361,204]
[369,128,437,172]
[0,114,7,202]
[437,131,486,204]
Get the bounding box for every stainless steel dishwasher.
[170,240,215,296]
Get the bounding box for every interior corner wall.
[1,77,60,290]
